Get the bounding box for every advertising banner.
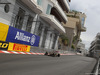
[0,22,9,41]
[6,26,40,47]
[0,41,9,50]
[8,43,30,52]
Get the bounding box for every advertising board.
[8,43,30,52]
[6,26,40,47]
[0,41,9,50]
[0,22,9,41]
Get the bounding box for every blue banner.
[6,26,40,47]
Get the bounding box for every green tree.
[60,35,69,46]
[71,44,75,49]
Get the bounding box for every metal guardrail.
[66,0,70,6]
[94,58,99,75]
[90,58,100,75]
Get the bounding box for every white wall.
[0,0,16,25]
[41,0,53,14]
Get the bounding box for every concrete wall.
[65,27,74,50]
[41,0,53,14]
[63,17,79,28]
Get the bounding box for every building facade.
[62,11,86,50]
[0,0,71,51]
[77,41,87,55]
[89,33,100,57]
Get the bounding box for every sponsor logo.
[15,31,36,45]
[0,43,8,48]
[0,41,9,50]
[30,35,36,45]
[13,44,28,52]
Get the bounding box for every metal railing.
[51,0,68,21]
[66,0,70,6]
[94,58,100,75]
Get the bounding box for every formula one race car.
[44,51,60,57]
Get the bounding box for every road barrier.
[8,43,30,52]
[0,22,40,47]
[94,58,100,75]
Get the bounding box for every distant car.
[44,51,60,57]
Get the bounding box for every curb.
[61,53,76,55]
[0,50,76,56]
[0,50,44,55]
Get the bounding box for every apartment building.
[77,41,86,55]
[62,11,86,50]
[0,0,71,51]
[89,33,100,57]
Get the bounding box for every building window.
[52,34,57,49]
[46,4,52,14]
[81,17,85,27]
[14,8,25,30]
[41,28,48,48]
[4,4,10,13]
[37,0,42,6]
[34,21,40,35]
[26,15,33,33]
[37,23,43,36]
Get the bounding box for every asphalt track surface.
[0,54,96,75]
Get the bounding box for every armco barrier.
[30,46,48,53]
[0,43,76,55]
[30,46,76,55]
[0,41,31,52]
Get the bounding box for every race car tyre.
[58,54,60,57]
[52,53,55,57]
[45,52,48,55]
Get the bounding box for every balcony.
[50,0,68,22]
[76,20,86,32]
[40,13,66,33]
[81,26,86,31]
[96,38,100,41]
[21,0,43,14]
[96,40,100,45]
[95,44,100,50]
[66,0,70,5]
[62,0,70,11]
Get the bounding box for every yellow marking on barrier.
[8,42,14,51]
[0,22,9,41]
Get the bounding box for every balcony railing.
[63,0,70,10]
[82,26,86,30]
[56,1,68,21]
[51,15,65,33]
[81,26,86,31]
[54,15,62,26]
[40,13,66,33]
[50,0,68,22]
[66,0,70,6]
